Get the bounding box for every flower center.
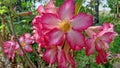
[95,37,106,50]
[21,42,26,47]
[59,20,71,32]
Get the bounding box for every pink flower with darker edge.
[32,16,48,47]
[18,33,34,56]
[85,23,118,56]
[3,36,19,59]
[42,45,75,68]
[32,0,57,52]
[85,23,118,64]
[32,15,50,53]
[41,0,93,50]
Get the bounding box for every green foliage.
[107,0,117,13]
[114,21,120,34]
[104,62,112,68]
[110,36,120,54]
[0,0,16,7]
[54,0,64,7]
[99,14,117,25]
[21,1,33,11]
[75,49,103,68]
[0,6,7,14]
[0,24,5,30]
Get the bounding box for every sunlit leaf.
[0,24,5,29]
[75,0,84,15]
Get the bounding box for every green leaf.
[75,0,84,15]
[55,0,64,7]
[110,36,120,54]
[0,24,5,29]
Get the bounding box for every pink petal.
[72,13,93,31]
[58,0,75,20]
[7,50,15,60]
[45,28,64,46]
[32,16,41,25]
[66,54,75,68]
[24,33,31,38]
[103,23,114,31]
[85,28,96,37]
[3,41,18,57]
[37,44,41,53]
[24,45,33,52]
[98,23,116,37]
[8,53,13,59]
[45,7,57,14]
[19,36,25,42]
[100,32,117,43]
[20,50,23,56]
[103,42,109,49]
[14,43,19,50]
[42,46,57,64]
[3,41,18,59]
[46,0,55,8]
[85,26,103,37]
[45,0,57,14]
[66,29,85,50]
[96,50,107,64]
[57,46,67,68]
[25,38,34,44]
[41,13,60,29]
[3,41,11,48]
[95,40,104,51]
[86,38,95,56]
[37,5,45,14]
[4,49,9,53]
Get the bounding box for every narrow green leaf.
[75,0,84,15]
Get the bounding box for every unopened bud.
[18,11,32,16]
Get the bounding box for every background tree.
[94,0,99,23]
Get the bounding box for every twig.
[19,56,26,68]
[8,7,36,68]
[32,48,40,68]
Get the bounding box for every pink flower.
[32,15,49,52]
[32,0,57,52]
[42,46,57,64]
[42,45,75,68]
[41,0,93,50]
[85,23,118,64]
[18,33,34,56]
[85,23,118,56]
[3,36,19,59]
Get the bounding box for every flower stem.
[32,48,40,68]
[8,7,36,68]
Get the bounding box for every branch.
[32,48,40,68]
[8,7,36,68]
